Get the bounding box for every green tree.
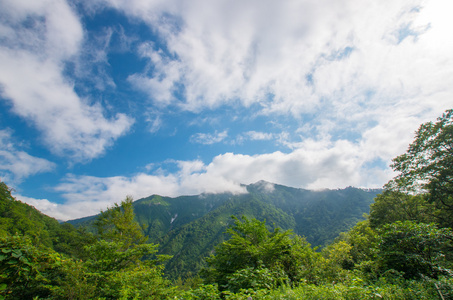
[343,220,380,266]
[52,258,96,300]
[389,109,453,227]
[369,191,435,228]
[86,196,173,299]
[330,219,380,278]
[335,219,381,279]
[203,216,319,291]
[379,221,453,279]
[94,195,148,249]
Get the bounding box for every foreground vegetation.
[1,109,453,299]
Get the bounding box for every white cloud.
[47,164,246,220]
[128,43,183,106]
[99,0,452,152]
[0,129,55,183]
[0,0,134,161]
[99,0,452,107]
[190,130,228,144]
[233,130,279,145]
[201,140,369,190]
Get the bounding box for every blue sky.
[1,0,452,220]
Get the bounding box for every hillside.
[68,181,380,278]
[0,182,94,258]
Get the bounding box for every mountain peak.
[248,180,276,193]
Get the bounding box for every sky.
[0,0,452,221]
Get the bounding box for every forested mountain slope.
[0,182,94,258]
[69,181,380,278]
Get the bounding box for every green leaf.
[11,250,22,258]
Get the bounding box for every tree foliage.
[203,216,322,292]
[0,192,174,299]
[378,221,453,279]
[85,196,173,299]
[369,191,435,228]
[94,195,148,249]
[0,181,95,258]
[389,109,453,227]
[0,234,57,299]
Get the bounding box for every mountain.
[68,181,381,279]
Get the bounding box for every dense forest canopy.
[1,109,453,299]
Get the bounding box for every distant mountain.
[68,181,381,279]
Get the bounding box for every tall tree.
[94,195,148,249]
[203,216,319,292]
[87,196,173,299]
[389,109,453,227]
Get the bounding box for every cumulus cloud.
[0,129,55,183]
[94,0,453,168]
[200,140,372,190]
[0,0,134,162]
[97,0,452,115]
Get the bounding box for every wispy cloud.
[233,130,277,145]
[0,129,55,183]
[244,131,274,141]
[0,0,134,162]
[128,42,183,107]
[190,130,228,145]
[145,110,163,133]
